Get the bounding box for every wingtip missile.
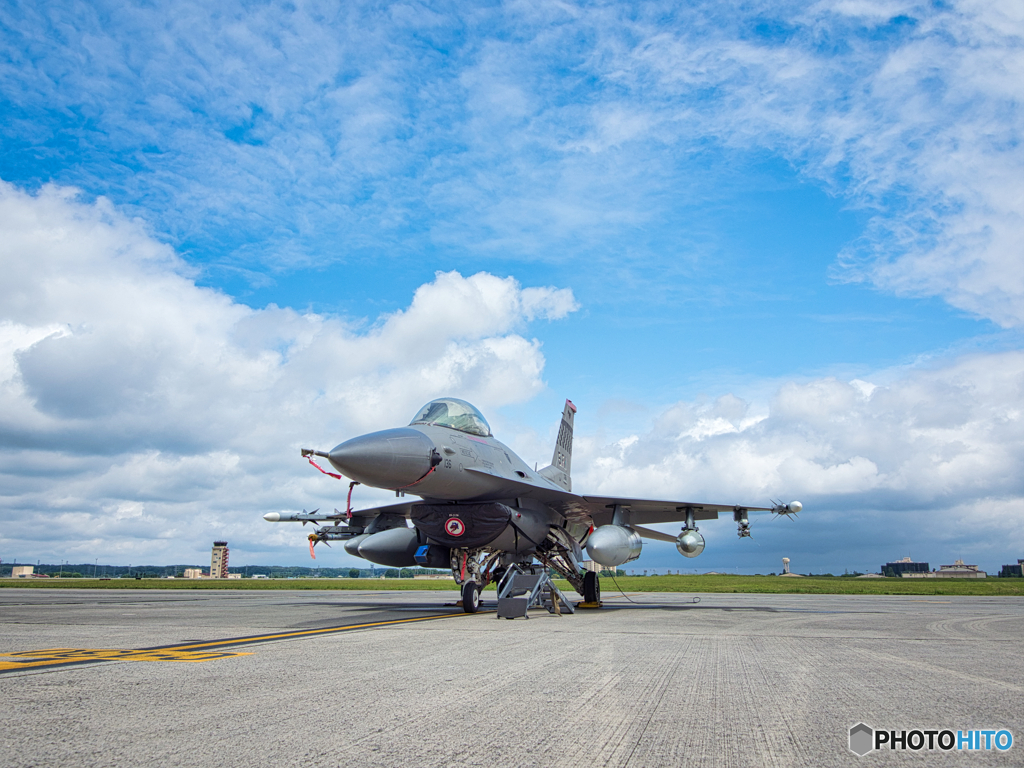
[771,500,803,517]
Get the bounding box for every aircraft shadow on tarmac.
[284,599,784,621]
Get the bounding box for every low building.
[935,560,986,578]
[226,573,242,579]
[12,566,33,578]
[902,559,987,579]
[999,559,1024,578]
[183,568,206,579]
[882,557,929,577]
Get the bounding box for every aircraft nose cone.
[328,428,436,489]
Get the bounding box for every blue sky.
[1,0,1021,575]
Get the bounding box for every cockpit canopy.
[410,398,492,437]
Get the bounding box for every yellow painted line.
[162,610,475,652]
[0,610,481,674]
[0,648,250,671]
[0,658,91,672]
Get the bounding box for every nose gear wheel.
[461,581,481,613]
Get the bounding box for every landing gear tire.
[583,571,601,603]
[462,581,481,613]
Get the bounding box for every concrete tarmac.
[1,588,1022,767]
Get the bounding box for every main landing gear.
[461,581,481,613]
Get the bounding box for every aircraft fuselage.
[326,424,562,502]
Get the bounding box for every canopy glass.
[410,398,492,437]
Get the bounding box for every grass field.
[2,575,1022,596]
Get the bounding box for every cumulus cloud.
[1,181,1019,570]
[0,181,577,562]
[575,350,1024,565]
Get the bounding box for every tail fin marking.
[539,399,575,492]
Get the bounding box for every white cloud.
[1,178,1019,569]
[576,350,1024,557]
[599,1,1024,324]
[0,181,577,562]
[520,286,580,321]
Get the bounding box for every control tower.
[211,541,229,579]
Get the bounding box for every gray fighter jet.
[265,398,801,612]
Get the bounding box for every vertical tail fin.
[539,399,575,491]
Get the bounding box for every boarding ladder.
[496,564,575,619]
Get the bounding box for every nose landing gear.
[461,581,481,613]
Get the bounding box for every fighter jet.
[265,398,801,612]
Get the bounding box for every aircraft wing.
[345,488,774,530]
[579,496,773,527]
[449,468,779,528]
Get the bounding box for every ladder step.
[495,565,576,619]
